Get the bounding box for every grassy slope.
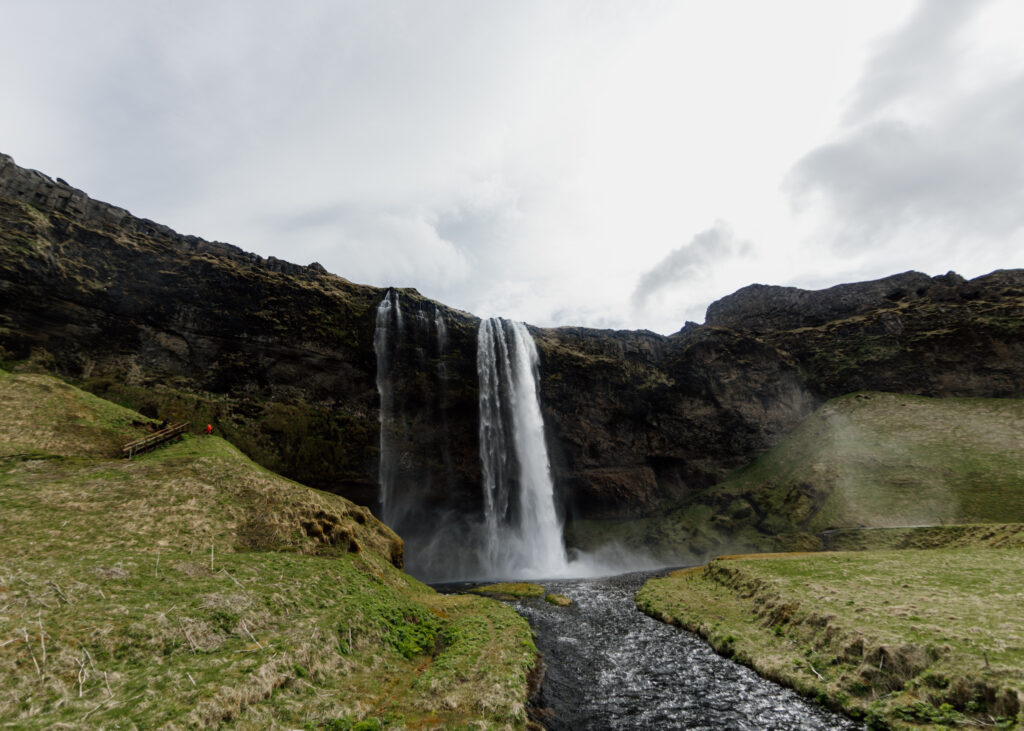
[637,548,1024,729]
[0,370,536,729]
[721,392,1024,533]
[569,392,1024,561]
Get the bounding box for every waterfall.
[477,318,568,577]
[374,289,467,579]
[373,291,572,581]
[434,305,448,370]
[374,289,401,522]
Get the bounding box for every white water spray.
[477,318,568,578]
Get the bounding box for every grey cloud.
[547,304,627,332]
[270,203,359,234]
[435,207,510,255]
[0,1,541,235]
[843,0,984,123]
[791,78,1024,242]
[788,0,1024,249]
[434,177,524,257]
[265,170,527,302]
[631,222,751,310]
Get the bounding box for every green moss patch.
[569,392,1024,562]
[720,392,1024,534]
[470,584,572,608]
[544,594,572,607]
[470,582,546,599]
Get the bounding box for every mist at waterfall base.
[374,292,671,583]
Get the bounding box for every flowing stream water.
[494,570,863,731]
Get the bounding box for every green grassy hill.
[567,391,1024,560]
[721,391,1024,534]
[0,370,536,729]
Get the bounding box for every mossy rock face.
[3,153,1024,543]
[470,582,546,599]
[568,391,1024,560]
[0,186,486,522]
[717,392,1024,536]
[544,593,572,607]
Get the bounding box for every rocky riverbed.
[451,570,863,730]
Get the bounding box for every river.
[479,570,863,730]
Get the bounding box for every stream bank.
[638,553,1024,729]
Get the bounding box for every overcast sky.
[2,0,1022,333]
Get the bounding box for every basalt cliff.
[2,153,1022,567]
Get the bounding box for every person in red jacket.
[204,424,213,435]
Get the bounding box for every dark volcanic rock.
[0,153,482,513]
[538,269,1023,520]
[535,323,820,519]
[2,151,1022,537]
[704,270,967,332]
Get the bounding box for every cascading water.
[373,293,652,581]
[477,318,568,578]
[434,305,448,366]
[432,305,455,495]
[374,289,471,579]
[373,289,402,522]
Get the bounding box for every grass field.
[637,550,1024,729]
[0,370,537,729]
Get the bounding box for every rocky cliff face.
[2,152,1022,550]
[703,270,951,332]
[535,324,821,521]
[0,153,484,514]
[536,269,1024,523]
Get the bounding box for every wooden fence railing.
[121,422,189,458]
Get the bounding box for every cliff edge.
[1,152,1022,561]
